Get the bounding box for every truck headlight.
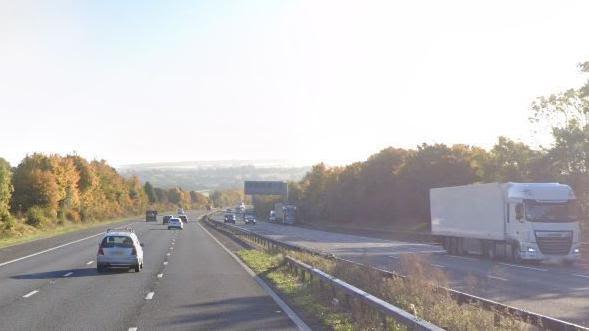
[527,247,536,253]
[573,248,580,254]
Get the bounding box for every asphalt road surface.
[213,215,589,327]
[0,212,301,331]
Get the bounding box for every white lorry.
[430,183,581,264]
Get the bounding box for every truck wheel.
[449,238,458,255]
[511,244,522,263]
[442,237,450,251]
[456,238,465,256]
[486,241,496,260]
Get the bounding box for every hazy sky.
[1,1,589,167]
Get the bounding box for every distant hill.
[117,160,311,191]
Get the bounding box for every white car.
[168,218,183,230]
[96,229,144,273]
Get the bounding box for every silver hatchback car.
[96,228,144,272]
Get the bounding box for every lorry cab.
[504,183,581,263]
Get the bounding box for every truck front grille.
[535,231,572,255]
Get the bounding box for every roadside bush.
[65,209,81,223]
[26,206,52,228]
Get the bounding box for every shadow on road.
[12,267,132,279]
[157,296,295,330]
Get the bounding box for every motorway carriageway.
[212,215,589,327]
[0,212,307,331]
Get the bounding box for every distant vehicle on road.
[235,202,245,215]
[224,213,236,224]
[168,218,184,230]
[178,215,188,223]
[163,215,173,224]
[145,210,157,222]
[268,210,276,222]
[97,228,144,273]
[245,214,256,225]
[431,183,581,264]
[273,203,297,225]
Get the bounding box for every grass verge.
[237,249,356,331]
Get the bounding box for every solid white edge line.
[0,222,135,268]
[498,263,547,272]
[430,264,446,268]
[145,292,154,300]
[23,290,39,298]
[128,328,138,331]
[573,274,589,279]
[63,272,74,277]
[197,222,310,331]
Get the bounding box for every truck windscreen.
[524,201,576,223]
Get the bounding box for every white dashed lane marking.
[498,263,547,272]
[573,274,589,279]
[23,290,39,298]
[63,272,73,277]
[157,273,163,278]
[145,292,154,300]
[85,260,94,265]
[488,275,508,281]
[163,261,168,265]
[430,264,446,268]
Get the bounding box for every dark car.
[145,210,157,222]
[245,214,256,225]
[224,213,236,224]
[163,215,173,224]
[178,215,188,223]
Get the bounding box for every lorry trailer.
[430,182,581,263]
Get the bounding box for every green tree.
[154,187,168,203]
[143,181,156,204]
[483,137,541,182]
[167,188,183,205]
[396,144,478,222]
[531,60,589,219]
[0,158,13,222]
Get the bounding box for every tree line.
[288,61,589,232]
[0,153,211,232]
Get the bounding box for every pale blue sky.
[1,1,589,166]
